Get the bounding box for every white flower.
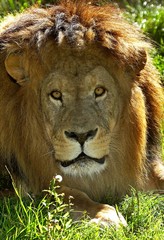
[54,175,63,182]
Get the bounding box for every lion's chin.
[59,152,106,168]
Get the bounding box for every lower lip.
[60,156,105,168]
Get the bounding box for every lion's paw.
[90,205,127,228]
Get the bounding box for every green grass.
[0,0,41,15]
[123,0,164,49]
[121,0,164,81]
[0,184,164,240]
[0,0,57,16]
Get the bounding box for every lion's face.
[40,52,120,176]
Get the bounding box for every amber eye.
[94,86,106,98]
[50,90,62,100]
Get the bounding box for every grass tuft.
[0,182,164,240]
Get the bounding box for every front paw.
[90,204,127,228]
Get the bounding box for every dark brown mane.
[0,1,149,68]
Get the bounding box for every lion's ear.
[5,53,27,86]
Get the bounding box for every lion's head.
[0,1,163,200]
[40,52,121,176]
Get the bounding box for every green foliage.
[0,178,72,239]
[0,0,59,16]
[124,0,164,51]
[0,0,40,15]
[116,0,164,82]
[0,187,163,239]
[153,53,164,81]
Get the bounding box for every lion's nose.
[65,128,98,145]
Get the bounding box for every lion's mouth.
[60,153,105,168]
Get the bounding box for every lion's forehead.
[48,54,98,76]
[41,47,107,72]
[42,52,115,94]
[46,66,113,87]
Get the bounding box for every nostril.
[86,128,98,140]
[65,128,98,145]
[65,131,78,141]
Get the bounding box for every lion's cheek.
[84,139,110,159]
[53,140,81,161]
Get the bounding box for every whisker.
[42,149,55,157]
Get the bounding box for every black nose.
[65,128,98,145]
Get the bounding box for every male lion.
[0,0,163,227]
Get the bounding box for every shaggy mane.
[0,0,150,68]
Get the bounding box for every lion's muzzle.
[55,128,108,176]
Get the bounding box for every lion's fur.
[0,0,163,205]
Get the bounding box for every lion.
[0,0,164,227]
